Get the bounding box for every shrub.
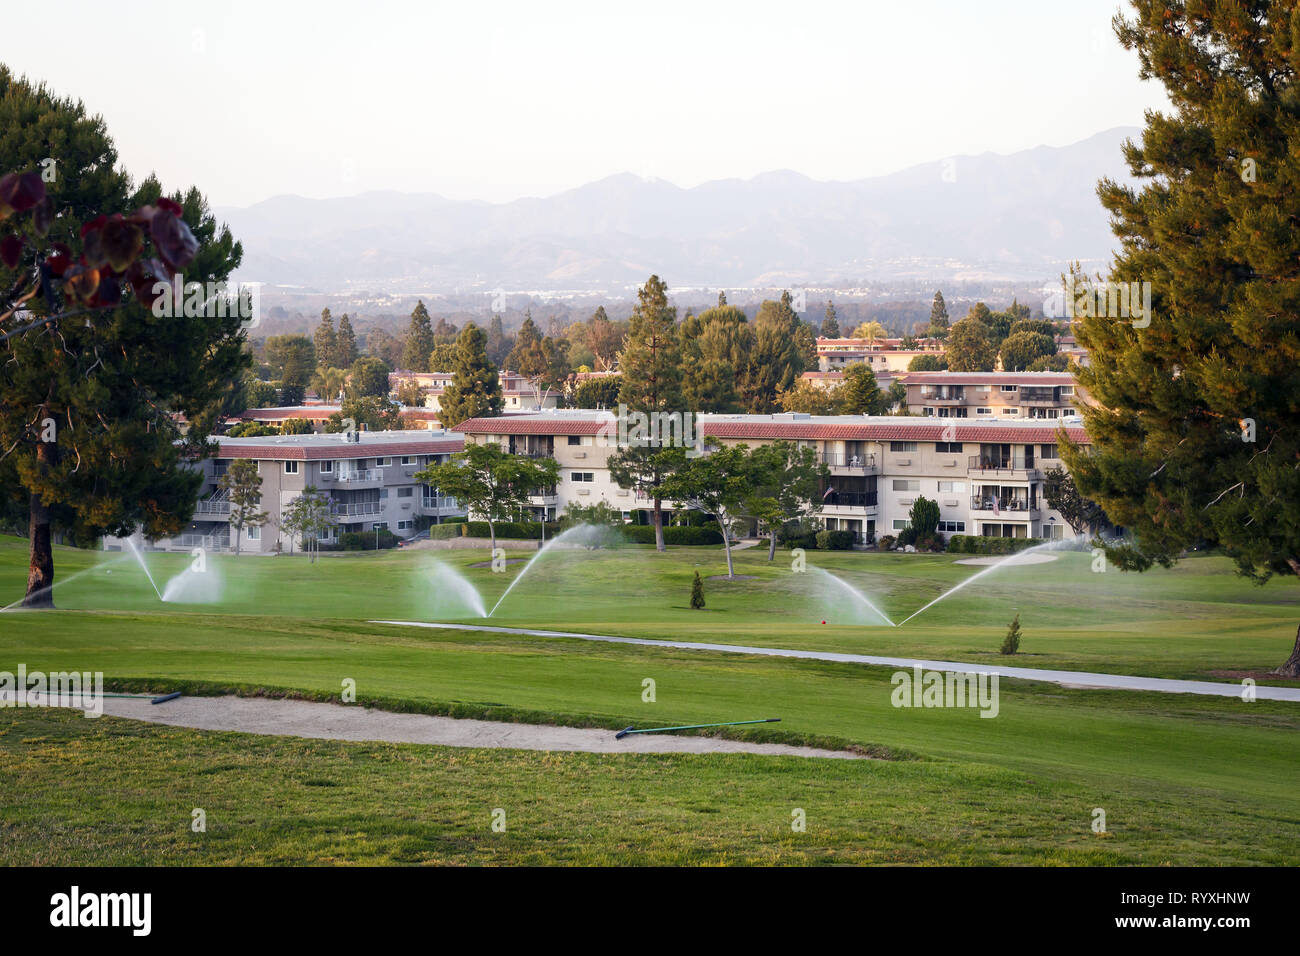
[815,529,854,550]
[338,529,398,551]
[1000,613,1022,655]
[620,525,722,546]
[948,534,967,553]
[878,534,896,550]
[464,521,562,540]
[428,523,464,540]
[690,571,705,609]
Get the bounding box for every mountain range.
[216,127,1139,294]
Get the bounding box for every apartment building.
[109,430,466,553]
[898,371,1081,420]
[233,404,444,431]
[816,337,945,373]
[388,370,560,413]
[455,409,1087,543]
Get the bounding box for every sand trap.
[99,695,864,760]
[954,553,1059,566]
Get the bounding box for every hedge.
[428,523,464,540]
[619,525,722,546]
[465,521,562,540]
[814,529,855,551]
[337,530,399,551]
[947,534,1045,555]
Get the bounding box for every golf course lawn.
[1,535,1298,865]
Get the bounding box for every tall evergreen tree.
[611,275,683,551]
[401,300,436,371]
[822,299,841,338]
[335,313,358,367]
[1063,0,1300,676]
[313,308,337,371]
[486,313,511,367]
[926,290,950,338]
[585,305,622,372]
[681,303,752,413]
[506,311,543,372]
[438,322,502,428]
[744,290,804,413]
[0,69,248,604]
[944,316,997,372]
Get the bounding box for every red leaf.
[99,219,144,272]
[0,172,45,216]
[31,198,53,237]
[157,197,183,217]
[79,214,107,239]
[150,209,198,270]
[64,264,101,302]
[45,243,72,277]
[0,234,22,269]
[89,274,121,308]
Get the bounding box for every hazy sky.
[5,0,1169,208]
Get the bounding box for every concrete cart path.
[373,620,1300,702]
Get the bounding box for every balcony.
[822,491,878,510]
[323,468,385,488]
[194,498,230,516]
[332,501,383,517]
[421,496,461,514]
[968,455,1040,476]
[922,388,966,403]
[177,533,231,551]
[1018,388,1061,405]
[970,495,1038,513]
[819,452,876,471]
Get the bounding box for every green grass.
[1,535,1298,865]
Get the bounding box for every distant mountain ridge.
[216,127,1139,292]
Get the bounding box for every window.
[1060,386,1075,396]
[922,407,935,416]
[401,456,414,465]
[319,460,333,473]
[937,520,966,533]
[1000,385,1018,392]
[397,519,413,531]
[571,472,594,482]
[247,525,260,540]
[1001,407,1020,416]
[284,461,299,474]
[892,479,919,492]
[1041,443,1059,459]
[976,407,992,416]
[937,481,966,493]
[976,384,991,392]
[889,441,917,453]
[935,442,963,453]
[374,457,388,467]
[567,435,583,445]
[892,519,910,530]
[397,487,414,498]
[379,488,389,499]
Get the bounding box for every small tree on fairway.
[661,444,753,579]
[219,459,267,556]
[414,443,559,552]
[1000,614,1022,655]
[690,571,705,609]
[746,440,829,560]
[908,495,941,549]
[283,485,334,562]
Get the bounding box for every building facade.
[455,409,1087,544]
[897,371,1081,420]
[109,430,466,553]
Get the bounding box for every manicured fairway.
[1,535,1297,865]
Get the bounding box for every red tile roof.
[214,438,464,460]
[455,416,611,435]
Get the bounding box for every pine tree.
[1063,2,1300,676]
[822,299,840,338]
[690,570,706,609]
[944,315,997,372]
[486,314,511,367]
[401,300,436,371]
[836,363,884,415]
[313,309,337,372]
[926,291,950,338]
[681,303,751,413]
[612,275,684,551]
[744,290,804,413]
[219,459,267,557]
[1000,614,1021,655]
[335,313,358,367]
[438,322,502,428]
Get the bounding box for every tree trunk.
[489,520,496,554]
[768,529,777,561]
[23,479,54,609]
[653,497,665,552]
[1272,625,1300,678]
[717,514,734,579]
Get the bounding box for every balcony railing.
[194,499,230,515]
[822,491,878,509]
[968,455,1037,472]
[819,452,876,469]
[970,496,1038,512]
[1018,388,1060,404]
[331,469,383,483]
[332,501,383,517]
[177,533,231,550]
[421,496,460,511]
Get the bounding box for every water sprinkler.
[615,718,780,739]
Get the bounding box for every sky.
[4,0,1170,209]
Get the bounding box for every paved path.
[374,620,1300,702]
[96,695,862,759]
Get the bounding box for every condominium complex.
[109,430,466,553]
[898,371,1082,420]
[455,409,1087,543]
[388,370,560,413]
[234,404,444,431]
[816,337,945,373]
